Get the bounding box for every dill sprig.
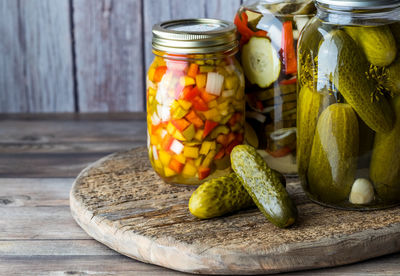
[365,64,393,103]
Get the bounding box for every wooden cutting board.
[70,146,400,275]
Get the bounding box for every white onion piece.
[170,140,184,155]
[206,72,224,96]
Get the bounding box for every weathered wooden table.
[1,113,400,275]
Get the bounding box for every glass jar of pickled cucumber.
[298,0,400,209]
[147,19,245,185]
[235,0,316,174]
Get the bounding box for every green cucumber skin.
[318,30,394,133]
[307,103,359,203]
[345,26,397,67]
[231,145,297,228]
[189,173,254,219]
[370,96,400,202]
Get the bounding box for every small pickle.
[345,25,397,67]
[297,86,324,175]
[231,145,297,228]
[189,173,254,219]
[370,96,400,203]
[307,104,359,203]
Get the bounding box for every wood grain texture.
[73,0,145,112]
[70,146,400,275]
[0,116,146,177]
[0,0,74,113]
[2,176,400,276]
[143,0,242,70]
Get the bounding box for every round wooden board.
[70,147,400,275]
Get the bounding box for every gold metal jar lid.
[152,19,238,54]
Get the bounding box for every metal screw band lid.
[315,0,400,9]
[152,19,238,54]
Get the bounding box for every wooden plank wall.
[0,0,242,113]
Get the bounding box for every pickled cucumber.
[297,86,324,175]
[189,169,286,219]
[189,173,254,219]
[385,56,400,95]
[231,145,297,228]
[345,26,397,67]
[318,30,394,133]
[370,96,400,203]
[241,37,281,88]
[307,104,359,203]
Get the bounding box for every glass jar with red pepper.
[147,19,245,185]
[235,0,315,174]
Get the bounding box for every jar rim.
[152,19,238,54]
[315,0,400,10]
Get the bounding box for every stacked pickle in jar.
[235,0,315,174]
[298,19,400,208]
[147,53,245,184]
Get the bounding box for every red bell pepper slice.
[192,96,209,111]
[214,148,225,160]
[225,139,241,155]
[235,12,268,47]
[202,120,218,138]
[183,86,199,101]
[281,21,297,75]
[280,77,297,85]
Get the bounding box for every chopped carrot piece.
[171,119,190,131]
[198,166,211,180]
[161,134,174,151]
[169,158,184,173]
[153,66,167,82]
[185,110,204,128]
[187,63,199,78]
[202,120,218,138]
[200,89,217,103]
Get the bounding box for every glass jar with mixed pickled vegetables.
[235,0,315,174]
[298,0,400,209]
[147,19,245,185]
